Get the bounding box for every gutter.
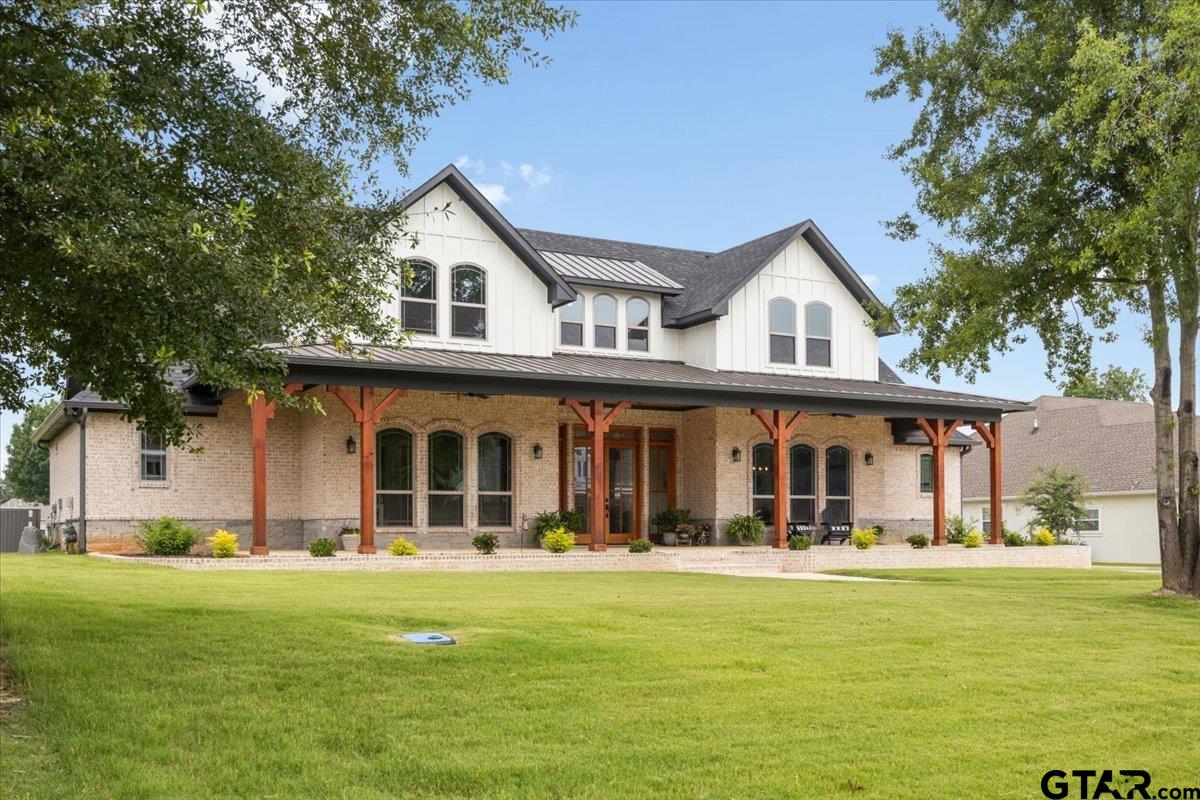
[63,406,88,553]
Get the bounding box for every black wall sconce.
[731,447,742,463]
[864,451,874,465]
[346,435,357,455]
[532,443,543,459]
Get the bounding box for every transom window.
[805,302,832,367]
[627,297,650,352]
[751,442,775,526]
[768,298,796,364]
[376,429,413,526]
[789,444,816,524]
[593,294,617,349]
[919,452,934,493]
[139,431,166,481]
[450,265,486,339]
[401,260,437,336]
[477,432,513,527]
[559,295,584,346]
[1076,508,1100,533]
[428,430,464,526]
[825,446,851,524]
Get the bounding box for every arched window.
[376,429,413,526]
[627,298,650,352]
[768,298,796,364]
[428,430,464,526]
[825,445,851,524]
[140,430,166,481]
[593,294,617,349]
[559,295,584,346]
[477,432,513,526]
[401,260,437,335]
[751,442,775,525]
[805,302,832,367]
[789,444,816,524]
[451,265,486,339]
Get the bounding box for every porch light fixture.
[532,443,543,459]
[864,451,874,466]
[731,447,742,463]
[346,435,357,455]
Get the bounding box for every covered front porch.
[238,346,1018,555]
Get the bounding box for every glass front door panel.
[607,444,636,541]
[573,445,591,538]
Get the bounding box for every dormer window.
[401,260,437,335]
[805,302,832,367]
[560,295,584,346]
[627,298,650,352]
[593,294,617,349]
[768,298,796,364]
[451,265,486,339]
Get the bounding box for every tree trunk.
[1176,249,1199,597]
[1148,279,1185,593]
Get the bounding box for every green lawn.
[1,556,1197,799]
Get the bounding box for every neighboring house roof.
[961,394,1189,498]
[877,360,905,385]
[538,251,684,294]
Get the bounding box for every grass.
[1,555,1197,800]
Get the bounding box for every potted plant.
[339,526,360,551]
[726,514,765,546]
[675,522,700,546]
[651,507,690,546]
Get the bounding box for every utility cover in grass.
[398,632,456,645]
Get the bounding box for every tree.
[3,402,53,505]
[1019,466,1090,541]
[871,0,1199,596]
[1061,365,1150,402]
[1,0,575,445]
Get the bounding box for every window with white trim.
[626,297,650,352]
[376,428,413,526]
[768,298,796,364]
[593,294,617,349]
[477,432,513,526]
[401,260,437,335]
[1076,508,1100,533]
[805,302,832,367]
[450,265,486,339]
[428,430,464,526]
[559,295,584,346]
[981,507,991,530]
[139,431,166,481]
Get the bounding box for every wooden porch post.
[329,386,405,554]
[250,394,269,555]
[565,399,630,551]
[916,418,961,546]
[973,419,1003,545]
[751,409,808,548]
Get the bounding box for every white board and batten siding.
[392,182,555,357]
[701,235,879,380]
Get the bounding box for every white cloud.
[499,161,514,177]
[518,163,552,189]
[476,183,510,206]
[454,154,486,175]
[862,274,880,289]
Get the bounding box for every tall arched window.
[627,297,650,352]
[593,294,617,348]
[428,430,464,526]
[559,295,584,346]
[751,442,775,525]
[768,298,796,364]
[376,429,413,526]
[401,260,437,335]
[825,445,851,524]
[451,265,486,339]
[789,444,816,524]
[805,302,832,367]
[477,432,513,526]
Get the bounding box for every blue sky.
[0,0,1156,474]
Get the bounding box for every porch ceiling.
[275,344,1028,421]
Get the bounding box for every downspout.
[66,407,88,553]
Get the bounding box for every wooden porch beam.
[563,399,629,552]
[916,418,961,546]
[973,419,1003,545]
[752,409,808,548]
[249,384,305,555]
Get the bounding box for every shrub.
[651,507,690,533]
[532,510,583,540]
[472,532,499,554]
[906,534,929,549]
[945,514,975,544]
[1019,466,1088,540]
[962,531,984,548]
[1032,528,1056,546]
[208,529,239,558]
[628,538,652,553]
[1003,528,1027,547]
[388,537,419,556]
[136,517,199,556]
[788,533,812,551]
[541,526,575,553]
[309,537,337,557]
[726,514,765,545]
[559,509,585,534]
[850,528,877,550]
[871,523,886,542]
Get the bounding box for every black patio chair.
[819,507,853,545]
[786,521,821,541]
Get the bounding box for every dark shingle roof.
[878,360,905,384]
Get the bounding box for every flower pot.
[340,534,360,551]
[662,531,678,546]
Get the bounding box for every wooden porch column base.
[751,409,808,548]
[565,399,630,551]
[916,417,961,546]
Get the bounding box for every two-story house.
[36,165,1024,553]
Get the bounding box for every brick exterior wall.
[51,390,963,552]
